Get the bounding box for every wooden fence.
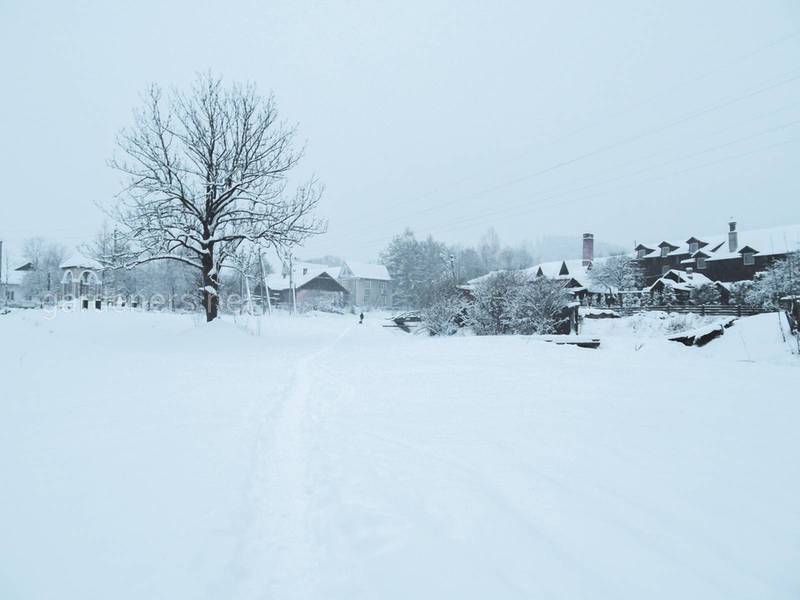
[602,305,772,317]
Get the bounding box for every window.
[661,265,670,275]
[697,257,706,270]
[637,248,647,259]
[689,242,699,253]
[660,246,669,257]
[363,289,370,302]
[743,252,755,266]
[6,290,14,301]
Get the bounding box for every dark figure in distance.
[359,312,364,324]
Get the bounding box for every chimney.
[728,220,738,252]
[582,233,594,267]
[686,266,693,279]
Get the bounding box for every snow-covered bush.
[465,271,522,335]
[747,252,800,308]
[507,277,570,335]
[589,254,644,300]
[661,286,677,306]
[728,280,754,305]
[420,296,465,336]
[691,283,721,305]
[465,272,570,336]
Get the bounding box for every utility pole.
[288,251,297,314]
[449,253,457,284]
[0,240,4,308]
[259,251,272,315]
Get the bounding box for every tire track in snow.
[228,323,353,599]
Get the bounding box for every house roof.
[707,224,800,261]
[464,256,619,294]
[523,257,621,294]
[60,254,103,270]
[266,262,347,292]
[648,269,716,292]
[341,261,391,281]
[2,269,25,286]
[637,223,800,262]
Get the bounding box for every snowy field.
[1,308,798,599]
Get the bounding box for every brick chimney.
[582,233,594,267]
[728,220,738,253]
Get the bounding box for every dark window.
[660,246,669,257]
[661,265,670,275]
[637,248,647,258]
[697,257,707,270]
[689,242,698,253]
[743,252,755,266]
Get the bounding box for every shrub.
[691,283,721,305]
[465,271,522,335]
[508,277,570,335]
[420,296,465,336]
[465,272,571,336]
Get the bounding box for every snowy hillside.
[1,309,798,599]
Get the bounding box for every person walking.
[359,311,364,324]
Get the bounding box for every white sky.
[1,0,799,263]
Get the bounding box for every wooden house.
[265,262,349,310]
[635,221,799,285]
[337,261,393,308]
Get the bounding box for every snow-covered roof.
[266,262,344,292]
[706,224,800,261]
[60,254,103,270]
[341,261,391,281]
[636,223,800,262]
[2,270,25,286]
[524,257,617,294]
[648,269,716,292]
[464,256,617,294]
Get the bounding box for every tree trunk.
[201,254,219,322]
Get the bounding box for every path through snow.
[1,310,798,599]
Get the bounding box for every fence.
[604,305,772,317]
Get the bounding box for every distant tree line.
[380,227,537,309]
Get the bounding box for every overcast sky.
[1,0,799,264]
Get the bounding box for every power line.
[349,65,800,236]
[369,115,800,242]
[373,136,800,245]
[339,29,800,227]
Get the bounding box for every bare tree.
[21,237,66,298]
[589,254,643,302]
[108,74,325,321]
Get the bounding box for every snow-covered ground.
[1,309,798,599]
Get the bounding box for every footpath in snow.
[0,309,798,599]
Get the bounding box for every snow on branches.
[465,271,571,336]
[108,74,325,321]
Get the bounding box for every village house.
[337,261,393,308]
[647,268,729,303]
[465,233,619,305]
[1,263,27,306]
[634,221,800,285]
[264,262,349,310]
